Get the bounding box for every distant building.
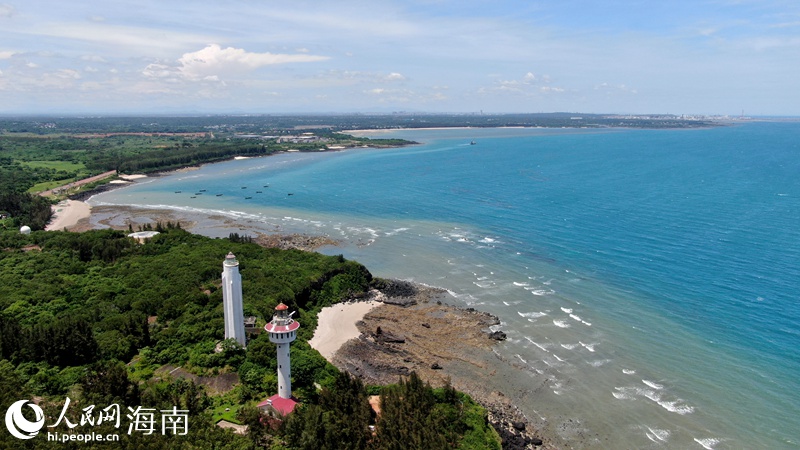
[127,231,159,243]
[222,252,246,347]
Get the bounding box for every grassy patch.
[28,180,71,193]
[211,395,244,424]
[21,160,87,172]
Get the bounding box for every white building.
[222,252,246,347]
[260,303,300,415]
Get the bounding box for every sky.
[1,0,799,116]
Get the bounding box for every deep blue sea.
[92,122,800,449]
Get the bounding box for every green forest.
[0,227,500,449]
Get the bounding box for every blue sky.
[1,0,798,115]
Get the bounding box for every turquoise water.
[92,123,800,448]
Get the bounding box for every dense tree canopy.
[0,227,498,449]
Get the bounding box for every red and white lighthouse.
[264,303,300,408]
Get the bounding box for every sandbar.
[308,300,381,360]
[46,200,91,231]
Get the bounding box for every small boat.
[241,186,247,189]
[256,191,262,193]
[175,191,181,193]
[195,193,202,195]
[199,189,206,192]
[470,140,476,145]
[287,193,294,196]
[190,196,196,198]
[216,194,223,196]
[263,185,269,187]
[245,196,252,199]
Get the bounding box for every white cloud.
[385,72,406,81]
[81,55,107,63]
[55,69,81,79]
[0,50,14,59]
[0,4,14,18]
[142,63,175,79]
[176,44,329,80]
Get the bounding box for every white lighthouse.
[222,252,246,347]
[265,303,300,402]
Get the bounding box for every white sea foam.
[612,391,631,400]
[588,359,611,367]
[579,341,596,352]
[553,320,570,328]
[531,289,554,296]
[513,281,529,287]
[526,339,550,353]
[623,369,636,375]
[561,307,573,314]
[515,354,528,364]
[518,311,548,318]
[553,353,565,362]
[560,343,579,350]
[694,437,721,449]
[659,400,694,415]
[384,227,410,236]
[645,427,670,443]
[642,379,664,390]
[569,313,582,322]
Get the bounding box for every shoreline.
[45,199,92,231]
[73,198,564,447]
[311,282,558,449]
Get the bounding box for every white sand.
[46,200,91,231]
[118,174,148,180]
[309,300,381,361]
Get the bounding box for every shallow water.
[92,123,800,448]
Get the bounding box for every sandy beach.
[308,300,381,360]
[45,199,92,231]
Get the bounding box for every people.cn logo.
[5,400,45,440]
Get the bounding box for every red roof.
[275,303,288,311]
[264,320,300,333]
[257,394,298,416]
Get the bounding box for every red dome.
[275,303,288,311]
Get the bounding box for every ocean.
[90,122,800,449]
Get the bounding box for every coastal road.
[38,170,117,197]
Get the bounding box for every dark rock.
[421,322,431,328]
[531,437,543,446]
[489,330,507,341]
[378,331,405,343]
[431,362,442,370]
[382,296,418,307]
[512,421,526,431]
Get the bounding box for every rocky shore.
[334,280,559,449]
[254,233,340,252]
